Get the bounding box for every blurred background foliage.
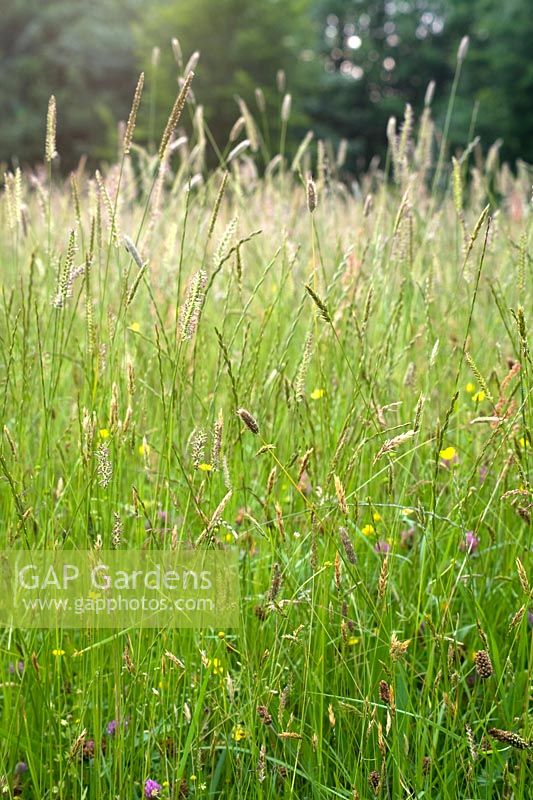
[1,0,532,172]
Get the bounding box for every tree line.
[1,0,532,172]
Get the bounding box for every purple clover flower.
[82,739,96,759]
[106,717,128,735]
[374,540,390,555]
[144,779,162,798]
[400,527,415,548]
[460,531,479,553]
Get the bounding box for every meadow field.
[0,70,531,799]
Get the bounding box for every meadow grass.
[0,70,531,800]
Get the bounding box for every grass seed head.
[474,650,494,679]
[123,72,144,155]
[257,705,272,725]
[488,728,530,750]
[339,527,357,564]
[304,284,331,323]
[379,680,392,705]
[368,770,381,794]
[306,176,317,213]
[159,71,194,159]
[236,408,259,435]
[45,95,58,161]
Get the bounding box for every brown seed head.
[474,650,494,679]
[307,176,317,213]
[368,770,381,794]
[379,680,392,705]
[257,705,273,725]
[488,728,530,750]
[236,408,259,434]
[339,527,357,564]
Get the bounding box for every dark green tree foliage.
[309,0,454,171]
[135,0,318,163]
[0,0,532,170]
[450,0,533,164]
[310,0,533,171]
[0,0,142,170]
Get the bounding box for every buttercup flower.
[310,388,325,400]
[208,657,224,676]
[231,725,247,741]
[439,446,456,461]
[439,446,458,467]
[361,524,374,536]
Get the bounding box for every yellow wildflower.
[231,726,247,742]
[361,524,375,536]
[310,388,325,400]
[439,446,456,461]
[198,463,213,472]
[466,382,475,393]
[372,511,382,522]
[52,649,65,657]
[128,322,140,333]
[472,390,485,403]
[99,428,110,439]
[208,657,224,676]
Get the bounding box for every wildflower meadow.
[0,41,531,800]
